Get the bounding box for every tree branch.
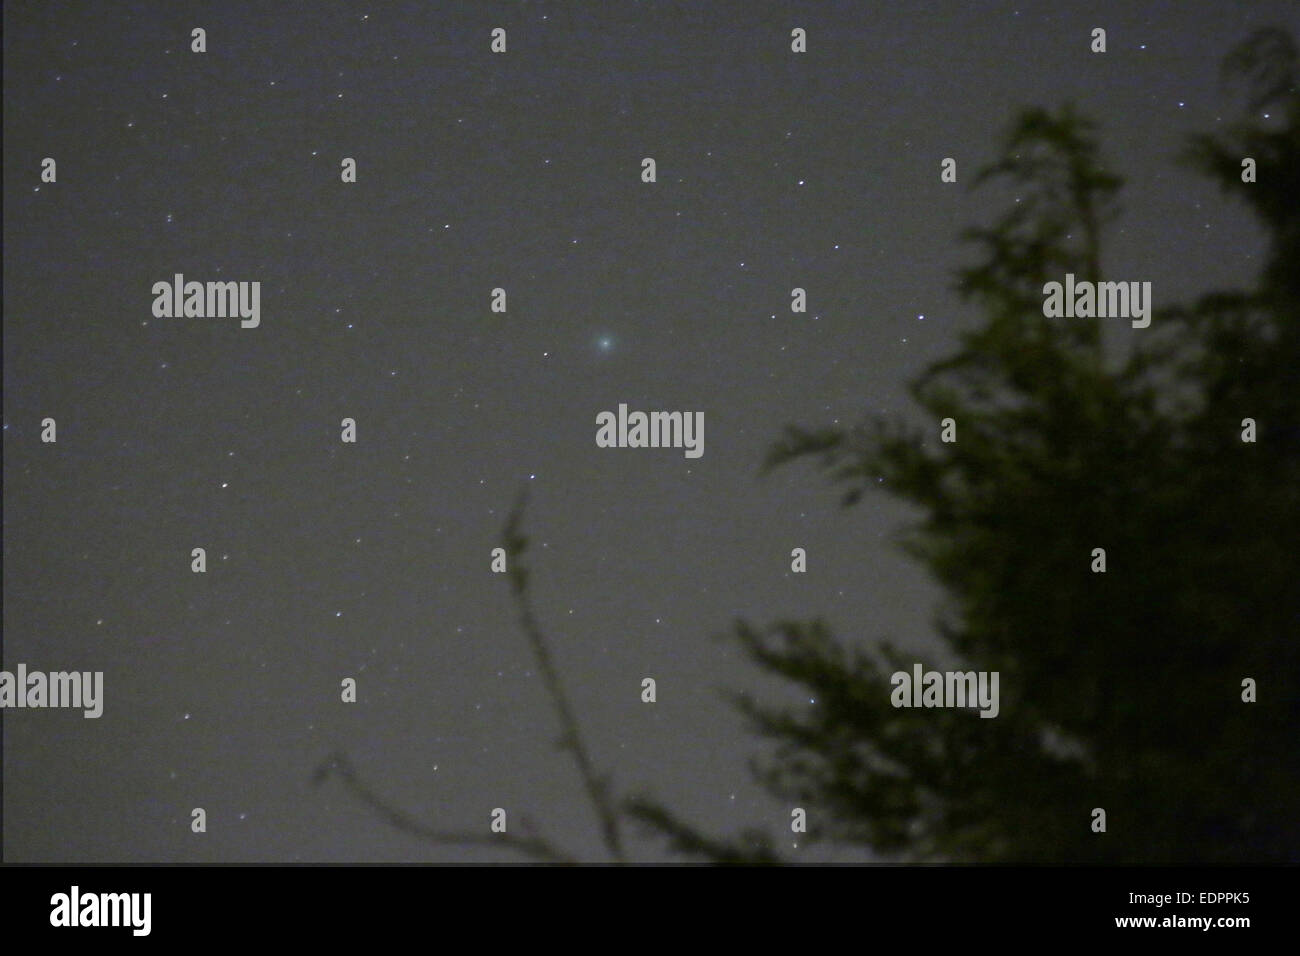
[503,489,626,861]
[313,751,575,863]
[315,488,625,863]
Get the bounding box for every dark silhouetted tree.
[321,30,1299,864]
[628,27,1300,864]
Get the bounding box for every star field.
[2,0,1295,862]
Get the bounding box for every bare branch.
[314,751,575,864]
[315,490,625,863]
[503,489,626,861]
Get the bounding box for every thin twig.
[503,489,626,861]
[315,751,575,863]
[316,490,625,862]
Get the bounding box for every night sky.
[4,0,1295,862]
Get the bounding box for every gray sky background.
[4,0,1295,861]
